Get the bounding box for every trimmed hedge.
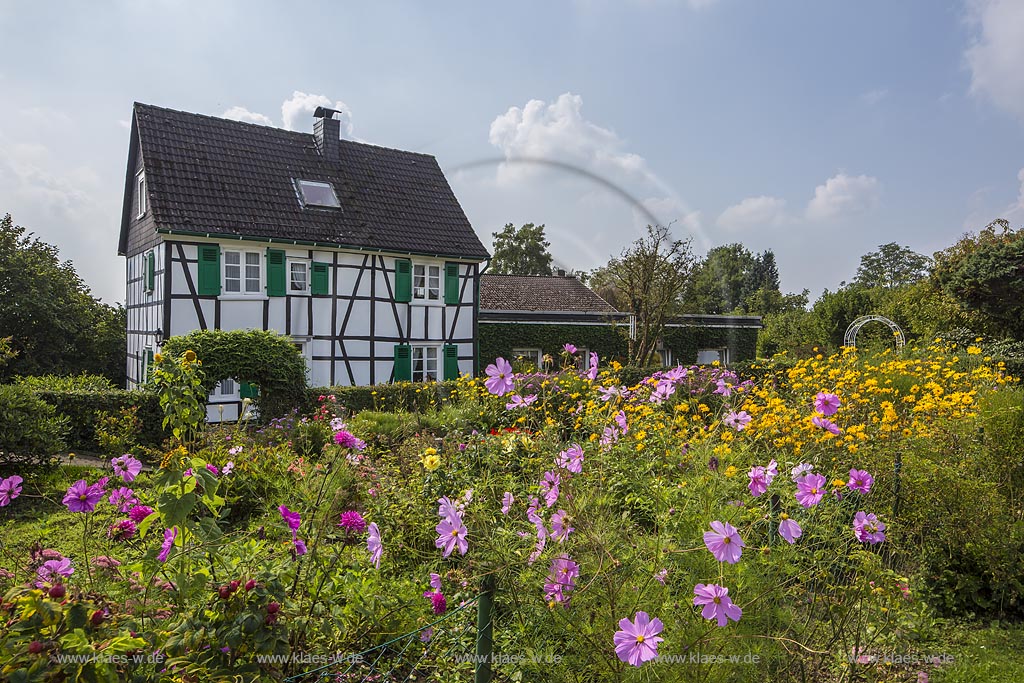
[479,322,630,368]
[32,389,165,452]
[300,381,460,416]
[661,326,758,365]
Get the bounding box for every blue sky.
[2,0,1023,305]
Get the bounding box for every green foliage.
[0,336,16,369]
[151,350,206,445]
[15,373,116,392]
[854,242,932,289]
[661,324,758,365]
[479,321,629,368]
[300,381,461,416]
[160,329,308,420]
[0,213,126,384]
[95,406,144,456]
[30,388,164,452]
[0,385,68,468]
[490,222,554,275]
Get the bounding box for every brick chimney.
[313,106,340,162]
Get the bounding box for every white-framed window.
[291,338,312,382]
[658,349,673,367]
[223,249,263,295]
[696,348,729,366]
[136,172,147,218]
[210,378,239,403]
[576,347,592,371]
[512,348,543,370]
[412,345,439,383]
[413,263,441,302]
[294,179,340,208]
[289,260,309,294]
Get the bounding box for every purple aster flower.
[748,467,768,497]
[0,475,23,507]
[714,379,733,397]
[557,444,584,473]
[435,516,469,557]
[795,473,827,508]
[420,628,433,643]
[539,471,560,508]
[791,463,814,481]
[847,469,874,494]
[367,522,382,568]
[36,557,74,586]
[293,538,308,556]
[338,510,367,534]
[505,394,537,410]
[654,568,669,585]
[484,357,514,396]
[614,410,629,434]
[501,491,514,515]
[550,510,573,542]
[108,518,137,541]
[62,479,105,513]
[278,505,302,534]
[814,391,841,416]
[811,415,841,435]
[723,411,752,431]
[108,487,137,513]
[128,504,155,523]
[158,527,177,563]
[704,521,745,564]
[423,590,447,614]
[586,353,599,381]
[613,611,664,666]
[693,583,742,626]
[334,430,364,450]
[111,455,143,483]
[778,516,802,544]
[853,511,886,544]
[563,343,577,355]
[430,573,442,590]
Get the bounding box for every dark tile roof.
[124,102,489,259]
[480,274,620,313]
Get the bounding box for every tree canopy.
[854,242,931,289]
[0,213,126,383]
[490,223,555,275]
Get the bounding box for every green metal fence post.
[475,575,496,683]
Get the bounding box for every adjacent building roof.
[480,274,621,315]
[118,103,489,259]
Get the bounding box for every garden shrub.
[0,384,68,467]
[15,373,116,392]
[299,381,460,416]
[31,388,163,452]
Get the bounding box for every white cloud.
[117,119,131,129]
[488,92,649,185]
[805,173,880,221]
[965,0,1024,121]
[281,91,353,136]
[716,196,788,231]
[222,106,274,126]
[860,89,888,106]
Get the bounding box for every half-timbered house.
[118,103,489,418]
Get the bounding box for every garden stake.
[475,574,496,683]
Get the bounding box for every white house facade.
[119,103,488,419]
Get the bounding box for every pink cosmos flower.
[715,379,733,397]
[338,511,367,534]
[586,353,599,381]
[614,411,629,434]
[723,411,752,431]
[649,381,675,404]
[600,426,619,448]
[435,517,469,557]
[847,469,874,494]
[0,475,23,507]
[795,473,827,508]
[158,527,177,563]
[108,519,137,541]
[693,583,742,626]
[544,555,580,604]
[111,454,143,483]
[423,590,447,614]
[550,510,573,542]
[501,491,514,515]
[279,505,302,533]
[367,522,382,568]
[108,487,138,513]
[430,573,442,590]
[128,504,155,523]
[853,511,886,544]
[814,392,841,416]
[811,415,841,435]
[557,444,584,473]
[766,459,778,483]
[505,394,537,410]
[704,521,745,564]
[778,517,802,544]
[563,343,577,355]
[484,358,514,396]
[223,461,235,475]
[654,568,669,585]
[293,538,308,556]
[597,385,624,402]
[438,496,461,521]
[747,467,768,497]
[613,611,664,666]
[791,463,814,481]
[539,471,560,508]
[36,557,74,586]
[62,479,105,513]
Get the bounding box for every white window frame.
[221,248,265,298]
[696,348,729,366]
[658,348,673,367]
[291,338,312,383]
[411,345,441,383]
[412,262,442,305]
[294,179,341,208]
[512,348,543,370]
[576,347,592,371]
[288,259,310,295]
[136,172,146,218]
[210,378,239,403]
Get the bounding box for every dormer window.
[294,179,340,208]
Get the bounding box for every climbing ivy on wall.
[160,329,307,420]
[661,326,759,364]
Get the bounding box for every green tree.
[491,223,555,275]
[854,242,931,289]
[598,225,697,365]
[686,243,756,314]
[0,213,126,383]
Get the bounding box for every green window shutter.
[394,258,412,303]
[443,344,459,380]
[144,348,154,381]
[145,251,156,292]
[393,344,411,382]
[444,262,460,305]
[197,245,221,296]
[311,261,330,295]
[239,381,259,399]
[266,248,286,296]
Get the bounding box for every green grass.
[931,623,1024,683]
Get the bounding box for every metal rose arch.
[843,315,906,353]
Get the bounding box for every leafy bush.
[15,373,116,392]
[0,384,68,467]
[298,381,460,416]
[31,389,163,452]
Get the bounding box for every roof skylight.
[294,179,340,208]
